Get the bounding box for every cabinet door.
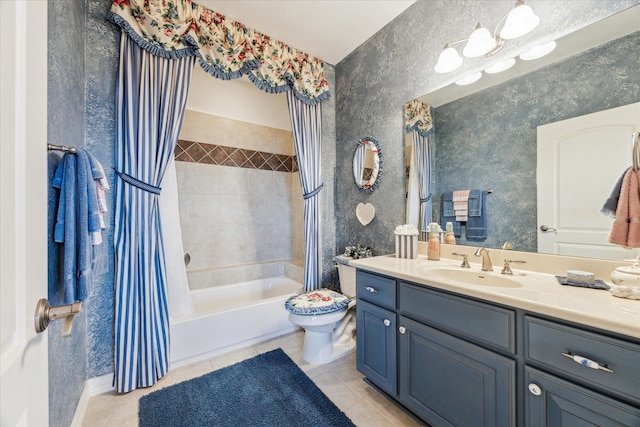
[356,299,397,395]
[399,316,516,427]
[525,367,640,427]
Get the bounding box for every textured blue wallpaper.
[334,0,639,257]
[84,0,120,379]
[47,0,88,426]
[433,31,640,251]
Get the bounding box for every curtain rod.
[47,144,77,153]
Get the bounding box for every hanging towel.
[453,189,470,221]
[52,149,106,303]
[440,192,462,237]
[601,167,630,218]
[608,168,640,247]
[466,190,487,241]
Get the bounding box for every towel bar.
[47,143,77,153]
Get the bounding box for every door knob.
[34,299,82,338]
[539,225,557,232]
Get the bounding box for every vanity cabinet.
[356,271,397,395]
[398,315,515,426]
[355,269,640,427]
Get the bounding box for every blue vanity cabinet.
[397,282,516,427]
[356,270,397,395]
[355,268,640,426]
[398,315,516,426]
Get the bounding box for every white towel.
[453,190,470,221]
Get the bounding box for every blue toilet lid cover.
[284,289,351,315]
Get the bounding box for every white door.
[537,102,640,259]
[1,1,50,425]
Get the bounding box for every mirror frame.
[353,136,383,193]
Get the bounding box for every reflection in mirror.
[406,7,640,260]
[353,136,383,193]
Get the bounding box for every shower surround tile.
[176,110,304,286]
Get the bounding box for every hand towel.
[609,168,640,247]
[453,189,470,221]
[440,192,462,237]
[601,167,630,218]
[466,190,487,241]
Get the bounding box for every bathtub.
[169,276,303,367]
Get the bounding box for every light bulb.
[455,72,482,86]
[500,2,540,40]
[463,25,497,58]
[435,46,463,73]
[519,41,556,60]
[484,58,516,74]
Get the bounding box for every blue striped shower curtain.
[113,33,195,393]
[412,131,433,232]
[287,91,323,291]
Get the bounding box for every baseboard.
[87,372,114,395]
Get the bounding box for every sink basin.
[427,268,523,288]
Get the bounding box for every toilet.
[284,255,357,364]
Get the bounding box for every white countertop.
[349,254,640,340]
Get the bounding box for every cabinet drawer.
[399,282,516,354]
[356,270,396,309]
[525,316,640,405]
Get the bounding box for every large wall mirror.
[406,6,640,260]
[353,136,383,193]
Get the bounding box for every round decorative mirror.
[352,136,383,193]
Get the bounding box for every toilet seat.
[284,289,351,315]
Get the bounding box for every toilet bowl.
[284,255,357,364]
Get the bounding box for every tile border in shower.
[176,139,298,173]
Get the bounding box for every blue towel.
[52,149,106,303]
[440,192,462,237]
[466,190,487,241]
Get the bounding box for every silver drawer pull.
[383,319,391,327]
[561,352,614,373]
[364,286,378,293]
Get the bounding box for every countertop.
[349,254,640,340]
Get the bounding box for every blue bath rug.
[138,348,355,427]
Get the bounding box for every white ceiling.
[196,1,417,65]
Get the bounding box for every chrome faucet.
[474,247,493,271]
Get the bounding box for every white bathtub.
[169,276,303,367]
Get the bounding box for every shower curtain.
[108,0,330,392]
[113,33,195,393]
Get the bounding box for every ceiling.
[196,1,417,65]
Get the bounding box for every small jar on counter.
[428,222,441,261]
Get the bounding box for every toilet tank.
[335,256,357,297]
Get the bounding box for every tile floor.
[81,330,424,426]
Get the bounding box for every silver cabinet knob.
[383,319,391,326]
[528,383,542,396]
[399,326,406,334]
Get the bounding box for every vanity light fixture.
[434,0,540,73]
[519,40,557,60]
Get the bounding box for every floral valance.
[107,0,330,105]
[404,99,433,136]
